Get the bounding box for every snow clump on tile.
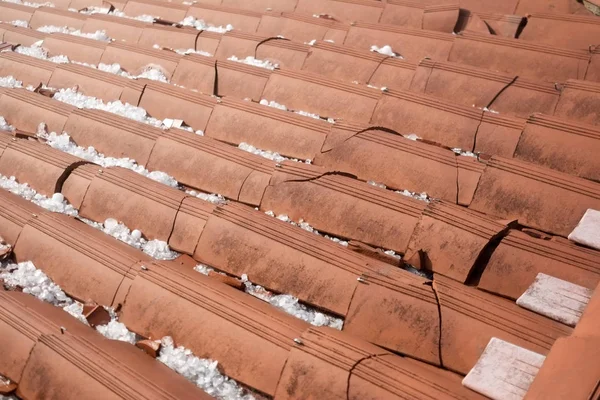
[10,20,29,27]
[158,336,256,400]
[0,261,72,305]
[14,43,69,64]
[452,148,478,158]
[241,274,344,329]
[227,55,278,70]
[36,25,111,41]
[186,190,227,205]
[265,211,349,246]
[180,16,233,33]
[370,45,403,58]
[96,320,138,344]
[238,142,286,163]
[3,0,55,7]
[0,116,14,131]
[0,75,23,88]
[0,174,79,216]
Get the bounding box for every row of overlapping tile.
[0,155,495,400]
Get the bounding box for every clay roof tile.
[553,79,600,126]
[140,24,221,53]
[123,0,189,22]
[367,56,418,90]
[1,24,46,47]
[295,0,385,24]
[473,111,526,157]
[169,196,215,254]
[221,0,298,12]
[456,10,524,38]
[170,53,217,95]
[81,13,150,43]
[0,189,44,245]
[61,162,99,209]
[42,32,108,65]
[256,12,349,43]
[215,59,272,101]
[29,7,87,31]
[520,13,600,51]
[185,3,264,32]
[381,0,460,32]
[0,88,73,133]
[100,41,182,78]
[0,51,56,88]
[0,4,34,24]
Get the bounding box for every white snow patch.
[37,25,111,41]
[0,116,14,131]
[264,211,349,246]
[367,180,430,203]
[370,45,403,59]
[180,16,233,33]
[14,43,69,64]
[2,0,54,7]
[227,55,278,70]
[186,190,227,205]
[1,261,72,305]
[0,75,23,88]
[173,48,213,57]
[452,148,478,158]
[9,19,29,27]
[158,336,255,400]
[96,319,138,344]
[404,133,421,141]
[238,142,285,163]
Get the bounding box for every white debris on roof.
[227,55,278,70]
[568,208,600,251]
[186,190,227,205]
[10,19,29,27]
[259,99,335,123]
[366,180,431,203]
[241,274,343,329]
[180,16,233,33]
[174,48,213,57]
[452,148,478,158]
[0,174,79,216]
[37,25,111,41]
[97,62,169,82]
[305,39,317,46]
[404,133,421,141]
[0,116,14,131]
[238,142,286,163]
[96,319,138,344]
[0,75,23,88]
[40,130,180,188]
[482,106,500,114]
[14,43,69,64]
[3,0,54,7]
[264,211,349,246]
[370,45,403,59]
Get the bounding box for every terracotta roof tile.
[221,0,298,12]
[13,212,151,305]
[0,51,56,88]
[553,79,600,126]
[186,3,264,32]
[463,11,524,37]
[514,0,591,14]
[78,167,187,241]
[410,59,561,118]
[514,113,600,181]
[404,200,508,282]
[367,56,418,89]
[204,97,330,159]
[100,42,182,78]
[120,260,307,396]
[574,280,600,337]
[315,123,459,201]
[256,12,349,43]
[195,202,396,315]
[521,13,600,50]
[215,59,272,100]
[0,4,34,25]
[1,24,46,47]
[61,162,99,208]
[169,196,215,254]
[29,7,87,31]
[0,188,43,245]
[147,130,274,204]
[448,32,591,82]
[42,32,108,65]
[0,138,87,197]
[524,336,600,400]
[19,333,211,399]
[170,53,217,95]
[371,88,483,150]
[381,0,459,32]
[48,63,136,102]
[473,111,526,157]
[139,24,220,52]
[262,69,381,122]
[123,0,190,22]
[294,0,385,24]
[136,80,218,131]
[81,13,150,43]
[261,161,426,253]
[456,0,519,14]
[478,229,600,300]
[344,22,455,60]
[586,46,600,82]
[469,156,600,236]
[456,154,486,205]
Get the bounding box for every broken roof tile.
[553,79,600,126]
[461,11,524,38]
[63,108,162,165]
[42,32,108,65]
[186,3,263,32]
[456,155,486,206]
[100,42,182,78]
[448,32,591,83]
[473,111,526,157]
[469,156,600,236]
[169,196,215,254]
[256,12,349,43]
[0,189,44,246]
[478,229,600,300]
[262,69,381,123]
[124,0,189,22]
[61,163,98,209]
[404,200,508,282]
[139,24,221,53]
[203,97,330,159]
[315,123,459,201]
[514,113,600,181]
[0,51,56,88]
[295,0,385,24]
[120,260,307,396]
[78,167,187,241]
[170,54,217,95]
[367,56,417,90]
[521,13,600,51]
[261,161,426,253]
[0,88,73,133]
[147,130,274,204]
[13,212,151,305]
[81,13,150,43]
[344,22,455,60]
[0,3,34,24]
[0,138,87,197]
[380,0,460,33]
[215,59,272,101]
[586,46,600,82]
[221,0,297,12]
[1,25,46,47]
[29,7,87,31]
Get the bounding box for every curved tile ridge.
[185,3,263,32]
[29,7,87,30]
[554,79,600,126]
[514,113,600,181]
[63,108,162,165]
[521,13,600,50]
[0,88,74,133]
[262,68,381,123]
[194,201,398,316]
[122,0,189,22]
[1,24,46,46]
[0,3,34,24]
[61,162,98,209]
[0,51,56,87]
[19,333,211,400]
[434,274,572,375]
[42,32,108,65]
[81,13,150,43]
[13,211,152,305]
[474,111,526,158]
[277,326,484,399]
[137,80,217,132]
[0,188,44,247]
[77,167,186,241]
[214,58,271,100]
[315,123,459,202]
[0,290,95,383]
[404,200,509,283]
[261,161,426,253]
[449,32,591,83]
[479,229,600,300]
[204,97,329,160]
[100,41,182,77]
[371,88,483,151]
[256,12,349,43]
[120,260,307,396]
[147,130,274,205]
[169,196,215,254]
[469,156,600,236]
[0,138,88,197]
[294,0,384,25]
[48,62,135,102]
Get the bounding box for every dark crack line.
[465,227,512,286]
[166,195,189,245]
[193,30,204,52]
[485,75,519,110]
[276,170,359,185]
[213,60,219,97]
[345,353,386,400]
[424,280,444,368]
[365,55,393,86]
[319,126,404,154]
[254,37,290,59]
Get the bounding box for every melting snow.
[37,25,111,41]
[180,16,233,33]
[370,45,403,59]
[227,55,278,70]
